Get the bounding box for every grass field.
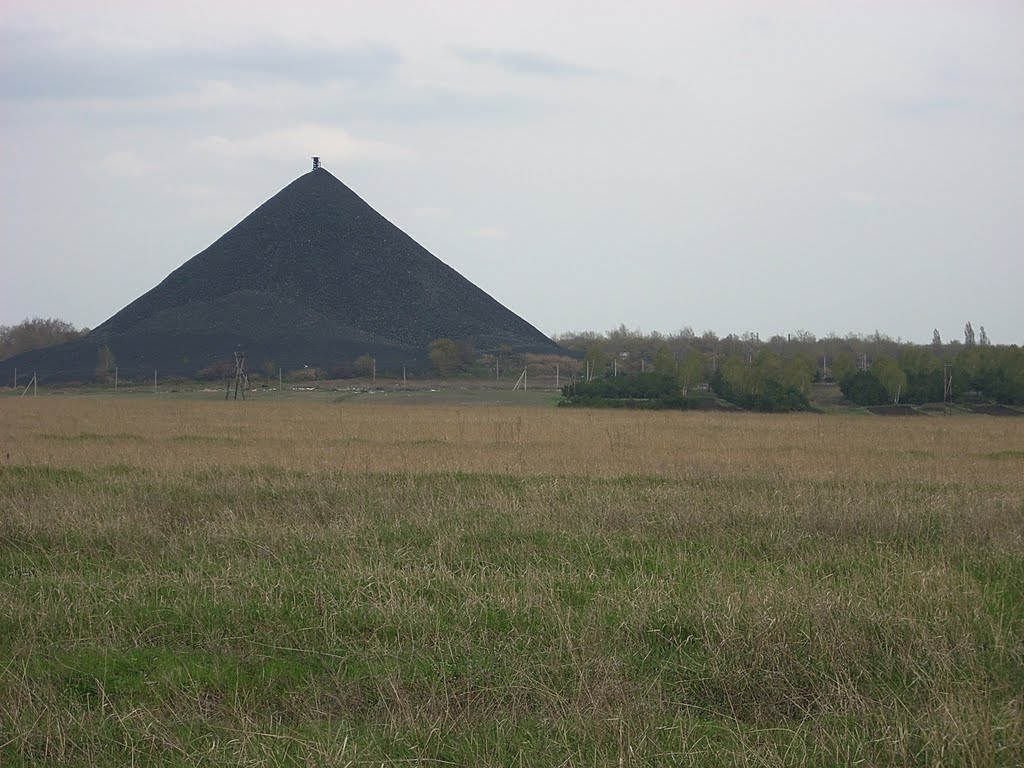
[1,398,1022,766]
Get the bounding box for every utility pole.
[154,370,157,394]
[402,365,407,386]
[226,352,247,400]
[512,367,529,392]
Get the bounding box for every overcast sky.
[2,0,1022,344]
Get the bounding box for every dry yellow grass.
[3,397,1022,484]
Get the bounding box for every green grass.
[2,464,1022,766]
[983,449,1024,460]
[41,431,145,442]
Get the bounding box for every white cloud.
[413,206,449,219]
[845,191,881,206]
[451,46,609,78]
[465,226,505,240]
[178,184,219,198]
[191,124,410,165]
[96,149,154,177]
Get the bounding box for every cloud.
[356,79,536,124]
[845,191,881,206]
[0,24,400,103]
[178,184,219,199]
[451,46,606,78]
[465,226,506,240]
[96,149,154,177]
[191,124,410,165]
[413,206,449,219]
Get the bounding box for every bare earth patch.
[867,405,927,416]
[969,404,1024,417]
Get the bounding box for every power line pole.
[512,367,528,392]
[226,352,247,400]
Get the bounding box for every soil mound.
[969,405,1024,417]
[867,405,927,416]
[2,168,561,381]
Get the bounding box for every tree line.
[0,318,89,361]
[3,316,1021,406]
[554,324,1024,407]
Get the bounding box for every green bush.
[560,373,694,410]
[839,370,889,406]
[710,370,810,412]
